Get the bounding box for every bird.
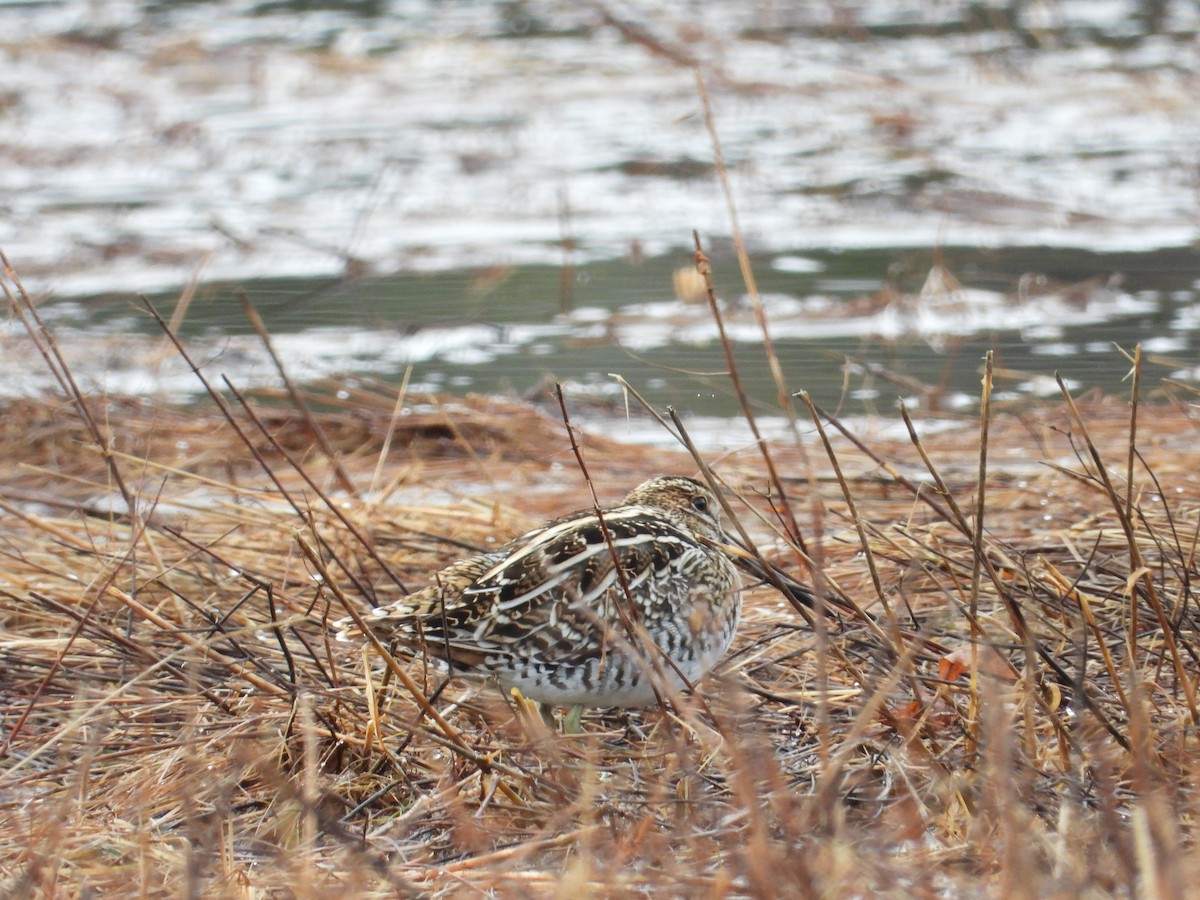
[334,475,743,714]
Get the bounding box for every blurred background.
[2,0,1198,428]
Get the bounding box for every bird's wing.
[333,550,505,641]
[444,509,709,662]
[336,508,721,671]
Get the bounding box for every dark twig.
[240,291,359,497]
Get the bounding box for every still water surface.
[35,242,1200,421]
[3,1,1199,424]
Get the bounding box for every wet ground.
[3,0,1199,427]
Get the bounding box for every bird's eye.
[691,495,709,514]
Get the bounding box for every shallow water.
[16,243,1199,425]
[3,1,1199,427]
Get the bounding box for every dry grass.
[2,384,1198,896]
[3,259,1200,896]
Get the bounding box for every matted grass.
[3,248,1199,896]
[1,378,1198,896]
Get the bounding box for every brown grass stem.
[553,384,695,719]
[220,375,405,598]
[240,292,359,498]
[796,391,896,631]
[2,249,138,522]
[691,233,806,556]
[694,70,816,518]
[806,397,956,524]
[1055,371,1199,724]
[967,351,995,750]
[897,398,1130,751]
[294,532,539,804]
[138,296,393,600]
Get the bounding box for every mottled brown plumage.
[335,475,742,707]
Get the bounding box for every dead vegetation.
[3,246,1200,897]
